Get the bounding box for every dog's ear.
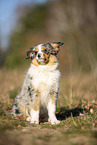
[26,50,31,59]
[26,49,35,59]
[51,42,64,48]
[50,42,64,55]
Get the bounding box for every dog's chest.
[27,64,60,106]
[32,70,59,90]
[28,65,60,92]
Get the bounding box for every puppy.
[12,42,64,124]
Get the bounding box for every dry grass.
[0,67,97,145]
[1,0,97,144]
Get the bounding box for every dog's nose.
[38,53,41,58]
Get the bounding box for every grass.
[0,87,97,132]
[0,69,97,145]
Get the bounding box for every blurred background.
[0,0,97,108]
[0,1,97,144]
[0,0,97,73]
[0,1,97,143]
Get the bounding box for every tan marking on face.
[35,48,39,52]
[51,43,59,53]
[32,49,57,66]
[47,55,57,66]
[42,46,46,51]
[35,51,50,65]
[41,53,50,64]
[29,52,32,58]
[32,58,39,66]
[51,43,58,49]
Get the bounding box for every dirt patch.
[1,127,96,145]
[5,127,62,145]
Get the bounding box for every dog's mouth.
[36,58,46,65]
[38,58,44,61]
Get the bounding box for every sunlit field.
[0,0,97,144]
[0,67,97,145]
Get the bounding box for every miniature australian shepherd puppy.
[12,42,64,125]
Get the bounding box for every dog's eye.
[35,51,38,55]
[43,49,49,54]
[30,52,36,59]
[50,50,58,55]
[32,51,38,55]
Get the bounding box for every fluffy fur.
[12,42,64,124]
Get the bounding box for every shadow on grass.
[56,107,87,121]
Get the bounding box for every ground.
[0,68,97,145]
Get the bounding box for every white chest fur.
[27,63,60,105]
[28,63,60,89]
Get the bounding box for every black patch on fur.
[42,42,64,56]
[43,48,49,54]
[26,50,31,59]
[26,48,36,59]
[12,100,22,115]
[15,109,20,114]
[26,42,64,59]
[28,86,31,91]
[42,43,57,55]
[50,49,58,55]
[53,42,64,46]
[28,85,34,98]
[14,103,18,107]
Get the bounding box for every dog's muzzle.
[37,53,42,58]
[36,53,44,63]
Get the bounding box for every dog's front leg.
[30,91,40,124]
[30,109,39,124]
[47,93,60,125]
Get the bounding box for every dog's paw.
[26,116,39,124]
[26,116,31,122]
[30,118,39,124]
[30,110,39,124]
[48,118,60,125]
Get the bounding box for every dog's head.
[26,42,64,66]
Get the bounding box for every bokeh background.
[0,0,97,73]
[0,0,97,120]
[0,0,97,144]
